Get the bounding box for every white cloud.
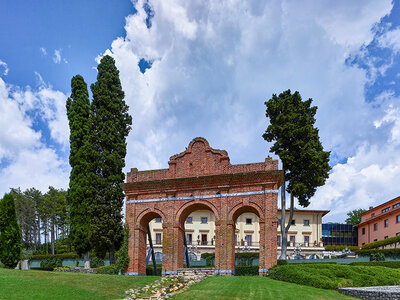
[40,47,47,56]
[96,0,397,222]
[53,49,61,64]
[0,75,69,196]
[0,59,9,76]
[379,26,400,53]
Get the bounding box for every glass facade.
[322,223,358,246]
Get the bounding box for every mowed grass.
[0,268,158,300]
[173,276,355,300]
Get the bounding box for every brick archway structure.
[124,137,282,276]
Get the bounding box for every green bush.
[90,256,104,268]
[277,259,288,265]
[146,264,162,276]
[95,265,119,275]
[235,265,259,276]
[324,245,359,252]
[370,252,385,261]
[362,235,400,250]
[40,257,63,271]
[349,261,400,268]
[268,264,400,289]
[356,248,400,256]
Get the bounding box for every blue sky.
[0,0,399,222]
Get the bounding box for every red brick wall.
[124,137,282,276]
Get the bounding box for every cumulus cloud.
[379,26,400,53]
[97,0,398,222]
[0,73,69,195]
[0,59,9,76]
[40,47,47,56]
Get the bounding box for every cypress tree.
[89,55,132,263]
[0,193,22,268]
[66,75,92,267]
[263,90,330,259]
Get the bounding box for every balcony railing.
[147,241,323,248]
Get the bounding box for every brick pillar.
[126,226,147,275]
[161,223,184,275]
[215,220,235,275]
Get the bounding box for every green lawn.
[0,268,158,300]
[173,276,355,300]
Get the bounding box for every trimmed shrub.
[362,235,400,250]
[268,264,400,289]
[356,248,400,256]
[370,252,385,261]
[235,265,259,276]
[40,257,63,271]
[96,265,119,275]
[349,261,400,268]
[90,256,105,268]
[277,259,288,265]
[146,264,162,276]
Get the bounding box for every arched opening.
[177,202,218,268]
[231,206,261,275]
[138,211,164,275]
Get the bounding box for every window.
[245,235,252,246]
[246,218,252,225]
[304,219,310,226]
[235,234,237,245]
[374,239,378,242]
[278,219,281,225]
[384,219,389,227]
[186,217,192,223]
[290,235,296,244]
[397,215,400,223]
[291,219,296,225]
[362,228,365,235]
[277,235,281,246]
[371,213,375,217]
[186,233,192,245]
[374,223,378,231]
[201,217,208,224]
[155,217,162,223]
[304,236,309,244]
[362,243,365,246]
[394,203,400,209]
[382,207,390,213]
[201,234,207,245]
[385,236,389,239]
[156,233,162,245]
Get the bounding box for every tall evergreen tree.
[89,55,132,263]
[0,193,22,268]
[263,90,330,259]
[66,75,93,267]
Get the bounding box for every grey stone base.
[339,286,400,299]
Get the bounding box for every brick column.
[215,220,235,275]
[126,226,147,275]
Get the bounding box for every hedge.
[95,265,119,275]
[362,235,400,250]
[200,252,258,266]
[146,264,162,276]
[235,266,259,276]
[356,248,400,256]
[40,257,63,271]
[349,261,400,268]
[324,245,359,252]
[268,264,400,289]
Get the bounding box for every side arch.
[228,202,264,223]
[136,208,167,229]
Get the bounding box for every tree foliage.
[345,208,366,225]
[0,193,22,268]
[89,55,132,262]
[263,90,331,207]
[116,224,130,272]
[66,75,93,257]
[263,90,330,259]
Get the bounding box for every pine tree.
[89,55,132,264]
[0,193,22,268]
[263,90,331,259]
[66,75,93,267]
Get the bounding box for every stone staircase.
[177,268,215,279]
